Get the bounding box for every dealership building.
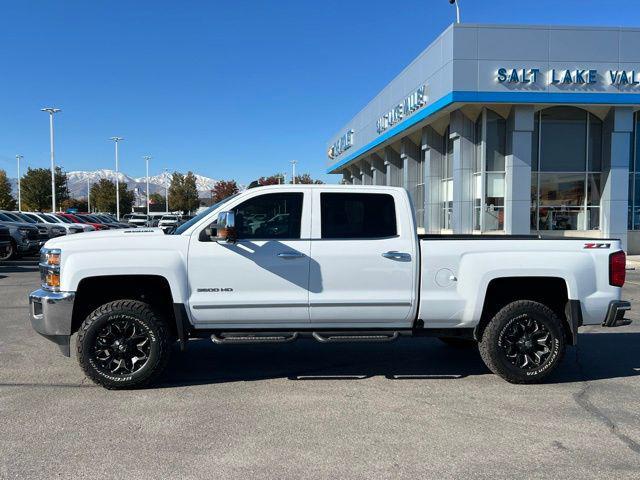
[326,24,640,252]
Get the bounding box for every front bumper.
[29,288,75,356]
[602,300,632,328]
[18,239,44,254]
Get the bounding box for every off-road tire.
[438,337,477,348]
[76,300,171,389]
[478,300,565,384]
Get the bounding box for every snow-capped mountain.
[65,169,217,199]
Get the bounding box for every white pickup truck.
[29,185,631,389]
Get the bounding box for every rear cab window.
[320,192,397,239]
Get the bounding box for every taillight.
[609,250,626,287]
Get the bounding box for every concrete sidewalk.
[628,255,640,269]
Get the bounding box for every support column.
[401,137,420,206]
[602,107,632,251]
[449,110,475,234]
[360,159,373,185]
[349,165,362,185]
[422,126,444,233]
[505,106,534,234]
[370,153,386,185]
[384,146,402,187]
[342,170,352,185]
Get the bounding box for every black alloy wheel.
[499,314,553,370]
[93,319,152,375]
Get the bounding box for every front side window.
[321,193,396,239]
[441,127,453,230]
[233,192,303,239]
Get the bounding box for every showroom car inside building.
[326,23,640,252]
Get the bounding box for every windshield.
[56,215,73,224]
[41,214,59,223]
[5,212,32,223]
[0,212,15,222]
[24,213,43,222]
[173,194,240,235]
[161,216,177,221]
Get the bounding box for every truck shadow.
[157,331,640,388]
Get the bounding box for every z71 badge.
[583,243,611,249]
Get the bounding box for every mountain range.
[64,169,218,199]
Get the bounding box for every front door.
[308,190,416,326]
[188,191,311,326]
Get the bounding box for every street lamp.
[164,168,169,213]
[41,107,61,212]
[143,155,152,215]
[449,0,461,24]
[87,178,91,213]
[15,155,23,211]
[290,160,298,184]
[109,136,124,219]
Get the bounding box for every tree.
[168,171,199,213]
[211,180,239,203]
[291,173,323,184]
[148,192,166,212]
[89,179,134,214]
[257,174,286,186]
[60,198,88,212]
[0,170,16,210]
[21,167,69,211]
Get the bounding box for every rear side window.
[233,192,303,239]
[321,193,397,239]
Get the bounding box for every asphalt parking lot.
[1,259,639,479]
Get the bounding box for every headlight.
[18,227,30,236]
[39,248,61,291]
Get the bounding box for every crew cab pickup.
[29,185,631,389]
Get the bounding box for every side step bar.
[312,331,399,343]
[211,332,299,344]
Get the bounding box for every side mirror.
[215,211,237,243]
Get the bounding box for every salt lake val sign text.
[497,68,640,85]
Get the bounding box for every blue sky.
[0,0,637,184]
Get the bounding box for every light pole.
[87,178,91,213]
[164,168,169,213]
[290,160,298,184]
[143,156,152,215]
[449,0,461,23]
[15,155,23,211]
[41,107,61,212]
[109,136,124,219]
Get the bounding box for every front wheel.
[0,240,17,261]
[76,300,172,389]
[478,300,565,384]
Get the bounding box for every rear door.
[308,189,417,326]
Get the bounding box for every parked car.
[0,225,11,259]
[91,214,133,229]
[127,213,149,227]
[45,213,95,233]
[8,211,67,239]
[158,214,180,231]
[28,185,630,389]
[57,213,109,231]
[0,212,42,260]
[23,212,84,234]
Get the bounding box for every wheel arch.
[474,276,576,345]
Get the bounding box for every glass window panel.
[635,113,640,172]
[634,173,640,209]
[446,133,453,179]
[532,111,540,171]
[587,174,601,206]
[586,207,600,230]
[540,107,587,172]
[486,172,505,198]
[486,110,506,171]
[531,173,539,230]
[474,174,482,199]
[483,206,504,231]
[588,114,602,171]
[234,192,303,239]
[538,173,585,207]
[538,207,583,230]
[321,193,396,239]
[475,114,483,173]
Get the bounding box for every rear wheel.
[478,300,565,384]
[76,300,171,389]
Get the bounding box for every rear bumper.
[29,288,76,357]
[602,300,632,328]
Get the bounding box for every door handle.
[277,252,305,259]
[382,251,412,261]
